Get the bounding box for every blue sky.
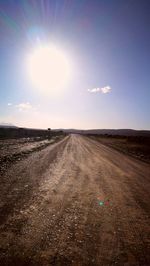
[0,0,150,129]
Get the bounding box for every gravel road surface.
[0,134,149,265]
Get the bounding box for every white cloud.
[8,103,12,106]
[88,86,111,94]
[101,86,111,93]
[15,102,33,111]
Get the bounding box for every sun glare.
[26,45,71,93]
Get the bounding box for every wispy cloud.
[15,102,33,111]
[88,86,112,94]
[7,103,12,106]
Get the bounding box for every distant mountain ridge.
[0,123,18,128]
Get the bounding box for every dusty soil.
[0,134,150,266]
[88,135,150,164]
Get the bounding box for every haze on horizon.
[0,0,150,130]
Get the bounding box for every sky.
[0,0,150,130]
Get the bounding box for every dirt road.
[0,134,150,266]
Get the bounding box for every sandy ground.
[0,134,149,266]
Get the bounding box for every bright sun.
[27,45,71,93]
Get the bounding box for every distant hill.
[0,123,18,128]
[0,124,149,137]
[60,128,150,137]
